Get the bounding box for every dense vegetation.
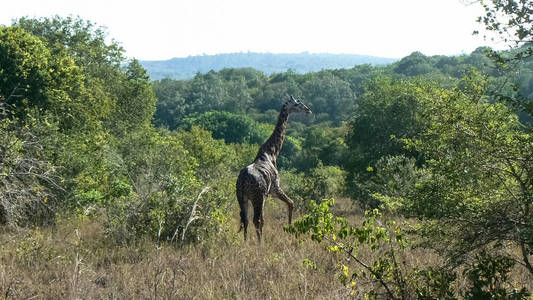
[140,52,398,80]
[1,1,533,297]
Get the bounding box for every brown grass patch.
[0,198,531,299]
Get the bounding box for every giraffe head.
[284,95,312,114]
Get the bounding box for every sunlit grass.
[0,198,531,299]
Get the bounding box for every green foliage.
[0,25,93,132]
[307,165,347,200]
[0,103,59,226]
[148,44,533,140]
[345,77,435,185]
[464,252,530,299]
[411,267,457,300]
[284,199,437,299]
[286,199,530,299]
[14,16,121,128]
[0,17,238,247]
[353,155,431,210]
[300,71,357,125]
[2,12,532,289]
[394,51,434,77]
[14,16,124,75]
[278,171,311,210]
[182,111,269,144]
[102,128,237,244]
[181,111,304,170]
[383,75,533,278]
[474,1,533,118]
[152,78,188,130]
[174,126,244,180]
[110,59,157,135]
[476,0,533,45]
[280,165,346,212]
[294,124,348,171]
[0,26,51,117]
[0,24,93,225]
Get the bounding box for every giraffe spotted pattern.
[236,95,312,242]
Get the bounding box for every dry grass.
[0,198,531,299]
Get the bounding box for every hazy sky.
[0,0,506,60]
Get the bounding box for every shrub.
[102,128,237,245]
[0,105,61,226]
[281,165,347,212]
[285,198,530,299]
[352,155,430,211]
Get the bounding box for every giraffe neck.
[256,105,289,161]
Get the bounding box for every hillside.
[140,52,398,80]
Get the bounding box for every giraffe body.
[236,95,311,242]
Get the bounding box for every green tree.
[394,51,435,77]
[301,72,356,125]
[394,78,533,276]
[294,125,348,171]
[175,126,239,181]
[353,155,430,209]
[476,0,533,46]
[14,16,122,127]
[0,25,94,131]
[222,76,254,113]
[109,59,157,136]
[475,0,533,117]
[186,71,228,115]
[346,78,433,176]
[285,200,457,299]
[152,78,188,130]
[15,16,124,79]
[256,72,301,112]
[0,24,113,214]
[0,98,60,226]
[181,111,269,144]
[0,26,51,117]
[285,199,529,299]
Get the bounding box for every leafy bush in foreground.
[285,199,530,299]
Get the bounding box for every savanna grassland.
[3,198,530,299]
[0,199,350,299]
[2,1,533,298]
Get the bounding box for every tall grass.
[0,198,531,299]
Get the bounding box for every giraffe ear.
[290,95,300,103]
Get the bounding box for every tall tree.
[476,0,533,117]
[110,59,157,136]
[404,77,533,276]
[476,0,533,46]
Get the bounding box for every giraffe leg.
[236,183,249,241]
[240,203,248,241]
[274,189,295,225]
[252,194,265,243]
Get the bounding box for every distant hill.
[140,52,398,80]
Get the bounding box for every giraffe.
[236,95,312,242]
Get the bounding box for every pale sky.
[0,0,507,61]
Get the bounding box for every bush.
[102,128,237,245]
[281,165,347,212]
[0,106,61,226]
[352,155,430,211]
[181,111,269,144]
[285,199,530,299]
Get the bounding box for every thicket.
[0,17,246,246]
